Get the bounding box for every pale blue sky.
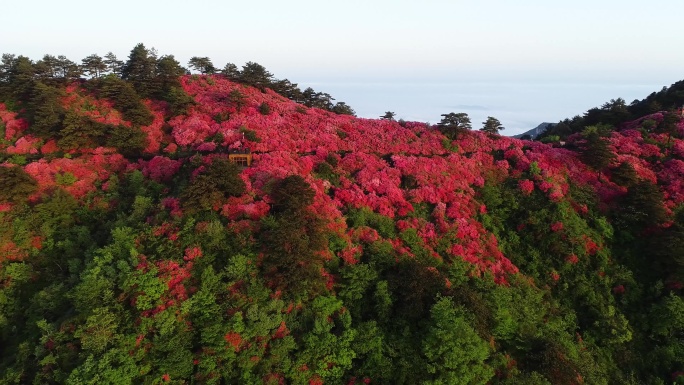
[3,0,684,133]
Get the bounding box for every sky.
[2,0,684,134]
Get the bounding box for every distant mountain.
[512,122,553,139]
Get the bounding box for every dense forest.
[1,44,684,384]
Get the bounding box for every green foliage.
[163,85,195,116]
[105,124,147,157]
[57,110,105,149]
[346,207,396,238]
[380,111,396,120]
[120,43,158,97]
[188,56,216,74]
[438,112,472,139]
[229,89,247,111]
[295,296,357,382]
[81,53,107,78]
[313,160,340,186]
[422,296,494,385]
[181,157,246,212]
[240,61,273,90]
[0,164,37,203]
[239,125,260,142]
[610,161,639,187]
[268,175,315,215]
[25,82,65,137]
[612,180,667,230]
[97,74,154,126]
[258,101,271,115]
[331,102,355,116]
[260,176,327,297]
[581,127,616,176]
[480,116,505,135]
[213,111,231,123]
[540,135,560,144]
[33,188,78,237]
[529,161,541,176]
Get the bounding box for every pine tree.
[332,102,355,115]
[480,116,504,134]
[0,165,38,203]
[188,57,215,74]
[81,54,107,78]
[103,52,123,76]
[221,63,240,80]
[154,54,185,99]
[260,175,327,297]
[240,61,273,90]
[438,112,472,139]
[33,54,59,80]
[27,82,65,137]
[121,43,157,96]
[55,55,82,80]
[580,127,615,179]
[613,180,667,230]
[381,111,396,120]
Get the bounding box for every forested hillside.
[539,80,684,141]
[1,45,684,384]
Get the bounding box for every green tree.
[188,56,216,74]
[26,82,65,137]
[332,102,355,116]
[422,296,493,385]
[103,52,123,76]
[121,43,158,96]
[302,88,335,110]
[57,111,108,149]
[580,127,615,179]
[0,165,38,203]
[6,55,35,102]
[33,54,59,80]
[438,112,472,139]
[269,174,316,215]
[154,54,186,100]
[613,180,667,230]
[228,89,246,111]
[0,53,17,80]
[657,110,682,149]
[98,74,154,126]
[258,102,270,115]
[610,162,639,187]
[294,296,357,383]
[480,116,504,134]
[181,157,246,212]
[106,124,147,157]
[240,61,273,90]
[221,62,241,80]
[271,79,303,101]
[381,111,396,120]
[81,54,107,78]
[55,55,82,80]
[259,175,327,297]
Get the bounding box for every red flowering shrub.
[550,221,564,232]
[519,179,534,195]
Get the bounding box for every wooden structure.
[228,147,252,167]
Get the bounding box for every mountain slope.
[1,74,684,384]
